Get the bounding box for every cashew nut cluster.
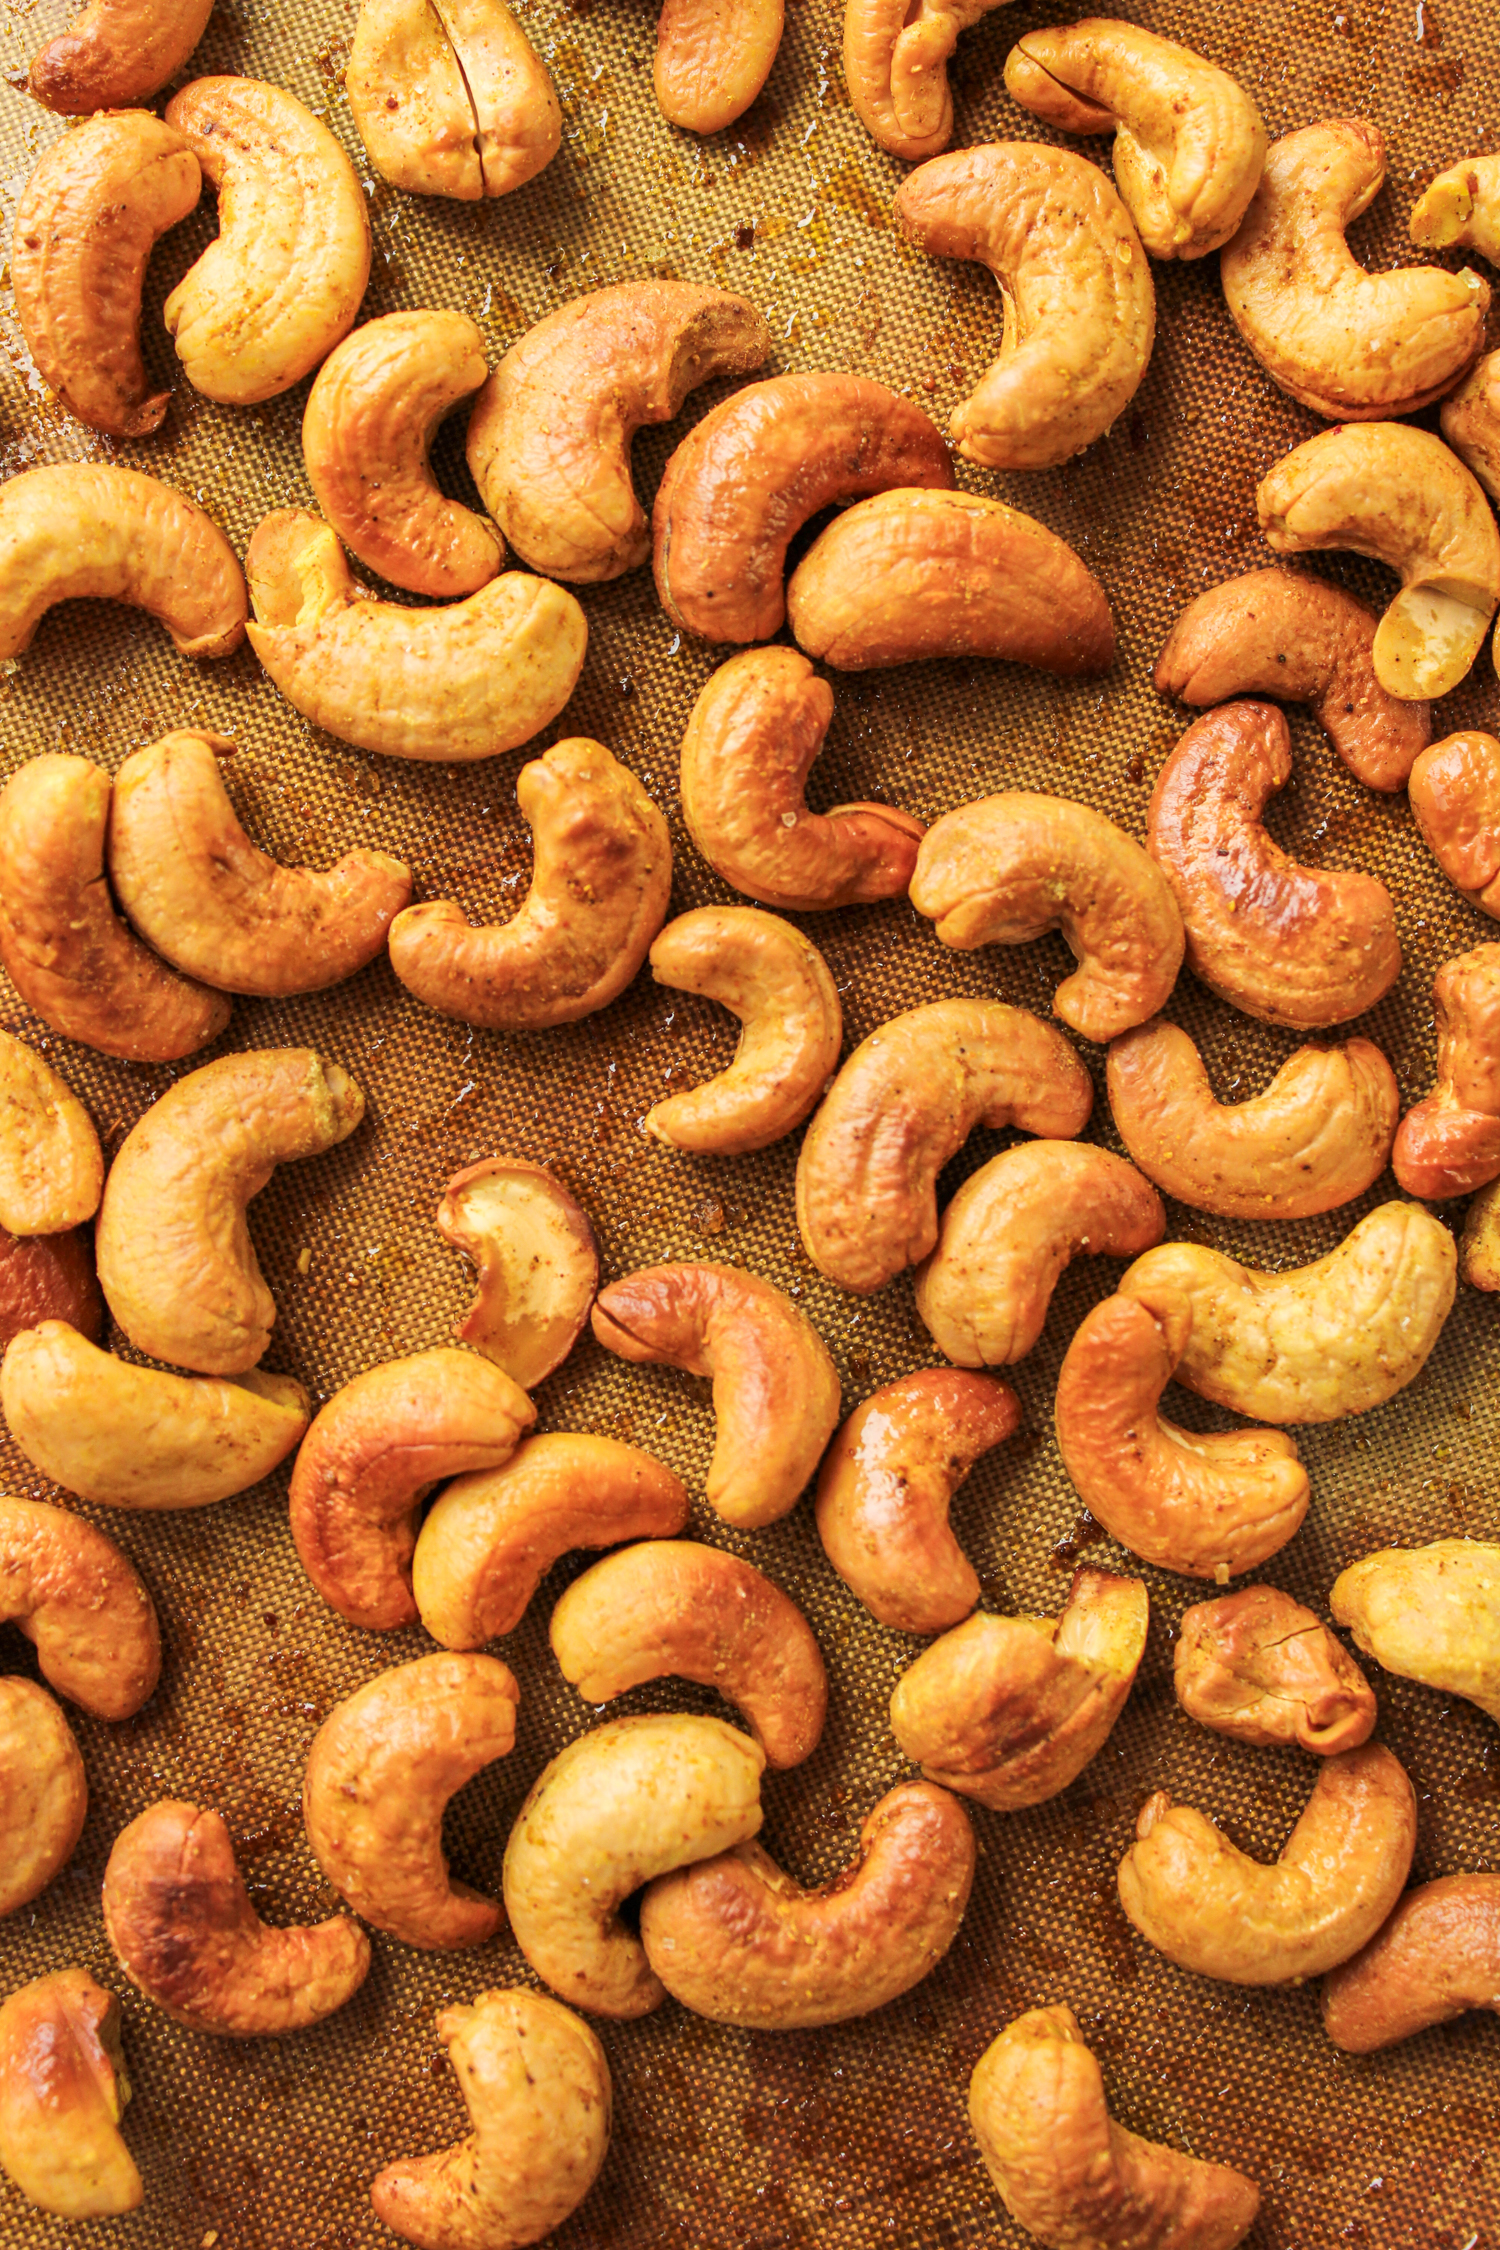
[0,1679,87,1917]
[0,1969,143,2219]
[1411,730,1500,916]
[1392,945,1500,1199]
[29,0,211,112]
[0,1495,160,1720]
[1323,1875,1500,2054]
[1331,1539,1500,1724]
[1174,1586,1376,1755]
[843,0,1015,162]
[652,0,783,132]
[0,1032,102,1238]
[437,1159,599,1386]
[347,0,560,201]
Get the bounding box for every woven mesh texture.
[1,0,1499,2241]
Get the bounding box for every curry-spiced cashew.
[843,0,1014,162]
[0,1032,102,1238]
[437,1159,599,1386]
[894,144,1155,470]
[1331,1539,1500,1724]
[1462,1177,1500,1291]
[1411,731,1500,916]
[1393,945,1500,1198]
[0,1969,142,2220]
[0,1226,101,1353]
[1441,349,1500,505]
[654,0,782,132]
[348,0,561,202]
[1411,150,1500,260]
[1324,1875,1500,2053]
[30,0,211,112]
[1175,1586,1376,1755]
[0,1496,159,1720]
[0,1680,87,1917]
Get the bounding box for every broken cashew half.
[437,1159,599,1387]
[0,1494,159,1720]
[1174,1586,1376,1756]
[347,0,561,201]
[1323,1874,1500,2053]
[29,0,212,112]
[1411,730,1500,917]
[0,1031,103,1237]
[0,1968,142,2220]
[1331,1538,1500,1725]
[1392,944,1500,1198]
[843,0,1015,163]
[0,1679,87,1917]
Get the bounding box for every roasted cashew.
[843,0,1014,162]
[437,1159,599,1386]
[289,1347,535,1632]
[0,1680,86,1917]
[591,1263,840,1528]
[910,792,1185,1044]
[1146,700,1402,1028]
[0,1225,101,1353]
[1441,349,1500,504]
[246,509,586,761]
[1323,1875,1500,2053]
[1106,1018,1399,1220]
[654,0,782,131]
[653,373,952,643]
[0,1034,101,1239]
[1393,945,1500,1198]
[502,1713,764,2017]
[388,738,670,1028]
[1175,1586,1376,1755]
[1331,1538,1500,1723]
[12,111,199,437]
[893,144,1155,470]
[1116,1742,1417,1984]
[1462,1176,1500,1291]
[304,1652,519,1949]
[796,998,1093,1294]
[640,1781,975,2028]
[0,1970,142,2219]
[468,280,770,582]
[0,1495,159,1720]
[1411,150,1500,261]
[550,1540,827,1768]
[30,0,211,111]
[348,0,560,201]
[1411,730,1500,916]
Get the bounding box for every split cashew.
[30,0,211,111]
[1411,730,1500,916]
[843,0,1015,162]
[347,0,560,201]
[0,1032,102,1237]
[0,1226,100,1352]
[653,0,783,131]
[1323,1875,1500,2053]
[1331,1538,1500,1724]
[0,1969,142,2219]
[1174,1586,1376,1755]
[1392,944,1500,1198]
[0,1680,86,1917]
[0,1494,159,1719]
[436,1159,599,1387]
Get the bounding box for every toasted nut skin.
[894,145,1155,471]
[1411,731,1500,915]
[437,1160,599,1387]
[304,1652,519,1949]
[30,0,212,111]
[786,488,1115,674]
[0,1969,142,2219]
[12,112,199,437]
[796,999,1094,1295]
[1146,701,1402,1028]
[0,1034,102,1238]
[655,0,782,131]
[640,1781,975,2029]
[890,1567,1148,1810]
[592,1264,840,1528]
[1331,1538,1500,1723]
[0,1680,87,1917]
[0,1222,101,1350]
[0,1495,159,1720]
[290,1348,535,1632]
[1461,1176,1500,1291]
[1324,1875,1500,2052]
[1175,1586,1376,1755]
[1107,1019,1399,1220]
[96,1049,365,1377]
[911,793,1185,1044]
[348,0,561,202]
[1442,349,1500,505]
[843,0,1013,162]
[916,1142,1164,1367]
[550,1541,827,1768]
[1393,945,1500,1197]
[653,373,952,643]
[815,1369,1020,1634]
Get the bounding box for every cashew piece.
[1462,1176,1500,1292]
[843,0,1015,163]
[1175,1586,1376,1756]
[1146,700,1402,1028]
[1411,150,1500,262]
[1393,944,1500,1198]
[0,1969,142,2219]
[388,738,670,1028]
[0,1495,159,1719]
[1331,1538,1500,1724]
[639,1780,975,2029]
[0,1032,102,1237]
[437,1159,599,1386]
[348,0,561,201]
[1441,348,1500,506]
[304,1652,519,1949]
[894,144,1156,470]
[654,0,782,131]
[1323,1875,1500,2053]
[0,1224,100,1353]
[30,0,212,111]
[1411,730,1500,916]
[0,1680,86,1917]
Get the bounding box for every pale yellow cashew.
[0,1969,143,2220]
[348,0,560,200]
[844,0,1016,163]
[1331,1539,1500,1725]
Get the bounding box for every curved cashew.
[12,111,199,437]
[1106,1018,1399,1220]
[640,1780,974,2028]
[1393,945,1500,1197]
[388,738,670,1028]
[502,1713,764,2017]
[0,1969,142,2219]
[910,792,1185,1043]
[1441,349,1500,504]
[1411,730,1500,916]
[1175,1586,1376,1755]
[0,1679,86,1917]
[0,1495,159,1720]
[1256,422,1500,701]
[654,0,782,131]
[653,373,952,643]
[591,1263,841,1529]
[290,1347,535,1631]
[1146,700,1402,1028]
[893,144,1155,470]
[1331,1538,1500,1723]
[1323,1875,1500,2053]
[550,1540,827,1769]
[468,280,770,582]
[30,0,211,111]
[0,1033,102,1237]
[348,0,560,201]
[0,1225,101,1353]
[915,1141,1164,1367]
[245,509,586,762]
[95,1049,364,1377]
[1116,1742,1417,1984]
[303,1651,519,1949]
[1462,1176,1500,1291]
[437,1159,599,1386]
[103,1800,370,2035]
[815,1369,1020,1633]
[843,0,1014,163]
[890,1566,1148,1810]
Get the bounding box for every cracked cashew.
[348,0,560,200]
[1174,1586,1376,1756]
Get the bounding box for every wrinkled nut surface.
[550,1540,827,1769]
[893,144,1156,471]
[890,1567,1149,1811]
[348,0,560,201]
[639,1780,975,2030]
[592,1264,841,1529]
[1116,1742,1417,1985]
[0,1969,142,2220]
[1411,730,1500,916]
[911,792,1185,1044]
[1461,1175,1500,1291]
[389,738,670,1028]
[436,1159,599,1387]
[0,1225,102,1353]
[1441,347,1500,506]
[30,0,212,111]
[0,1032,102,1238]
[796,998,1094,1295]
[1331,1538,1500,1724]
[1175,1586,1376,1755]
[502,1713,765,2018]
[1393,944,1500,1198]
[0,1679,87,1918]
[304,1652,519,1950]
[1146,700,1402,1029]
[843,0,1014,162]
[0,1494,159,1719]
[1323,1875,1500,2053]
[654,0,782,132]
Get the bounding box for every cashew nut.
[303,1652,519,1949]
[1331,1538,1500,1724]
[550,1540,827,1768]
[0,1495,159,1720]
[0,1969,142,2219]
[1392,944,1500,1198]
[0,1033,101,1238]
[348,0,560,201]
[502,1713,764,2017]
[654,0,782,131]
[389,738,670,1028]
[1411,730,1500,916]
[30,0,211,111]
[0,1224,101,1353]
[1411,150,1500,259]
[1174,1586,1376,1755]
[843,0,1014,163]
[653,373,952,642]
[437,1159,599,1386]
[0,1680,86,1917]
[1441,348,1500,505]
[1323,1875,1500,2053]
[591,1263,841,1529]
[468,280,770,582]
[893,144,1156,470]
[1462,1176,1500,1291]
[1116,1742,1417,1984]
[1146,700,1402,1028]
[639,1780,974,2029]
[796,998,1094,1294]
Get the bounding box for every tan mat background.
[0,0,1498,2241]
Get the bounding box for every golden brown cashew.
[653,374,952,643]
[0,1496,159,1720]
[1331,1539,1500,1723]
[30,0,211,111]
[0,1033,101,1238]
[1411,150,1500,258]
[0,1226,101,1352]
[910,792,1185,1043]
[348,0,561,201]
[0,1969,142,2220]
[468,281,770,582]
[843,0,1014,162]
[591,1264,840,1528]
[654,0,782,131]
[1393,945,1500,1198]
[639,1781,975,2029]
[1410,730,1500,916]
[1146,701,1402,1028]
[12,112,199,437]
[388,738,670,1028]
[1175,1587,1376,1755]
[893,145,1155,470]
[550,1541,827,1769]
[1324,1875,1500,2053]
[1441,349,1500,504]
[0,1680,86,1917]
[303,1652,519,1949]
[1462,1177,1500,1291]
[437,1159,599,1386]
